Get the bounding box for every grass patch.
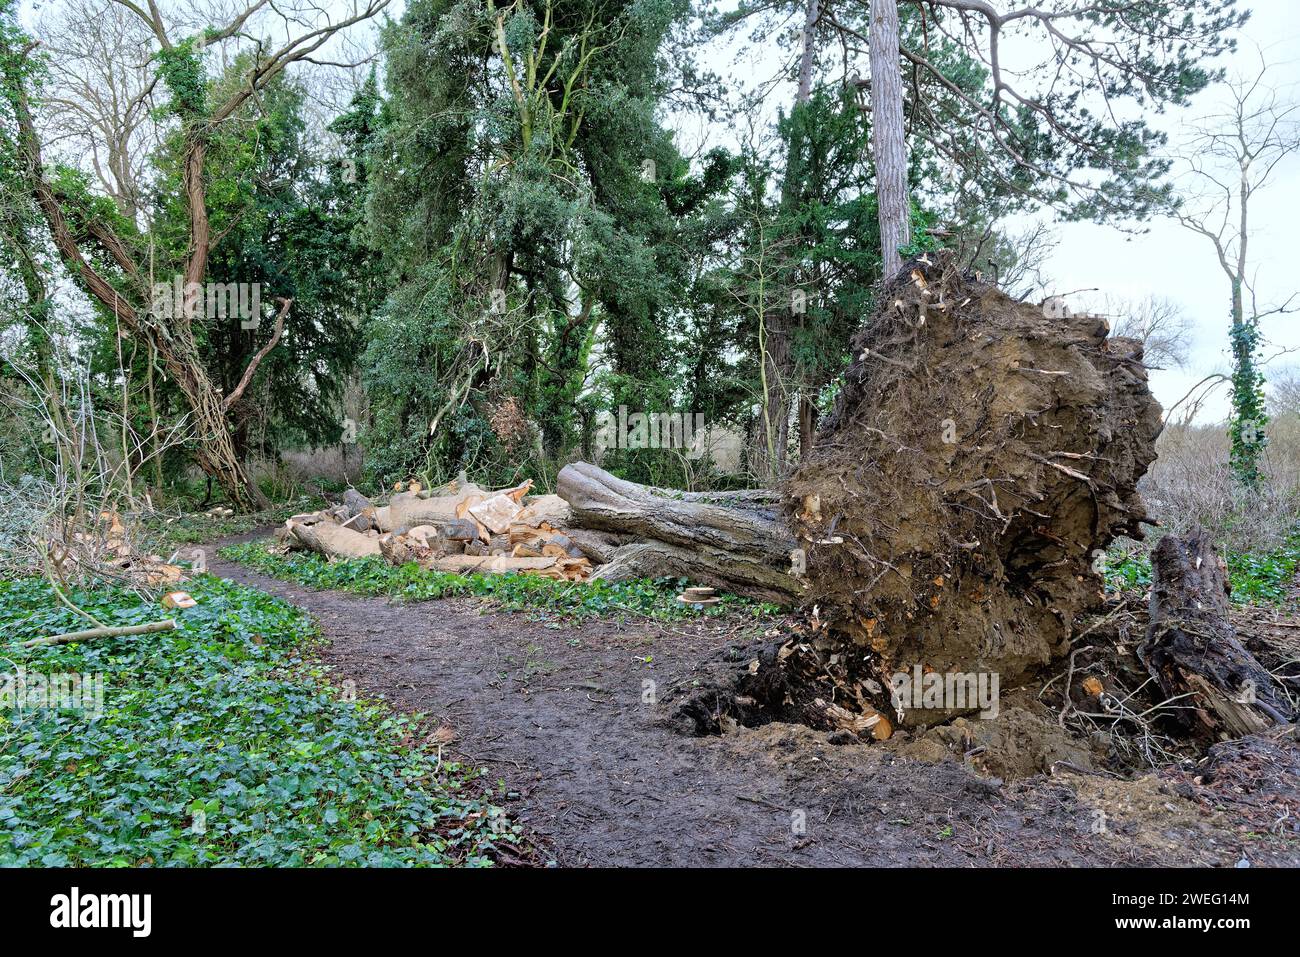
[220,540,782,621]
[1106,532,1300,605]
[0,575,519,867]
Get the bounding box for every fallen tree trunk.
[1140,527,1293,737]
[591,540,798,603]
[557,461,802,602]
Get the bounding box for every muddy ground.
[209,539,1300,867]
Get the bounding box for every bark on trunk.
[869,0,910,279]
[798,392,818,459]
[1140,527,1293,737]
[796,0,820,102]
[556,461,802,602]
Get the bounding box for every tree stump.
[1140,526,1293,738]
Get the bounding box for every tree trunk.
[751,0,821,483]
[798,392,818,459]
[3,40,273,513]
[1140,526,1292,737]
[869,0,910,279]
[796,0,820,102]
[556,461,802,603]
[752,307,793,482]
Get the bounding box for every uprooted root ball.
[785,252,1162,727]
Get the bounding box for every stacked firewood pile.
[278,477,595,582]
[276,462,809,593]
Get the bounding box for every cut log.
[541,533,583,559]
[388,485,488,530]
[378,533,414,566]
[557,461,800,602]
[391,517,479,543]
[428,555,560,575]
[342,488,378,531]
[290,521,382,560]
[1139,527,1293,737]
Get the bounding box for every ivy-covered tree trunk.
[1228,277,1266,486]
[4,39,271,512]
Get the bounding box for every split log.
[557,461,801,602]
[507,524,585,559]
[1139,527,1293,737]
[342,488,378,531]
[515,494,573,528]
[541,533,583,559]
[467,493,523,534]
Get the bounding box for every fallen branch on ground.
[23,618,178,648]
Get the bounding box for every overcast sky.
[1022,0,1300,424]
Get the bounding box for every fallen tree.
[266,254,1289,748]
[556,461,801,604]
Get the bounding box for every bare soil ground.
[209,539,1300,867]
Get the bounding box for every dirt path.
[208,541,1294,867]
